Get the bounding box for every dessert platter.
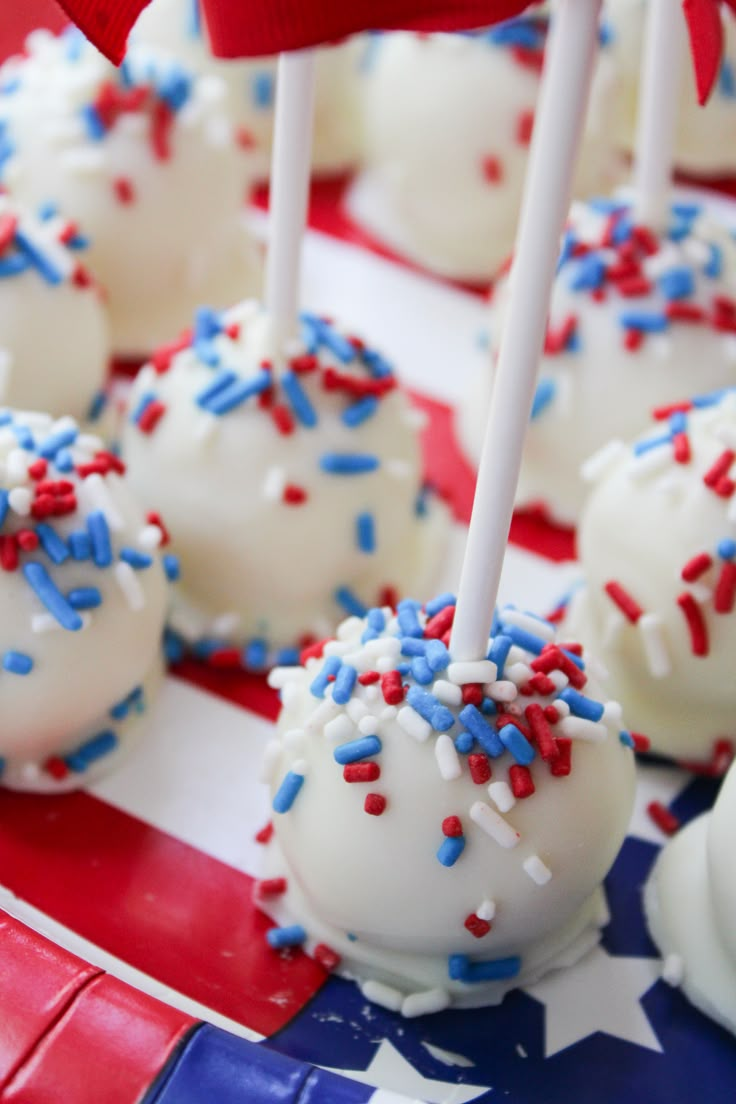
[1,1,736,1102]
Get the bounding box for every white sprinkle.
[360,979,404,1013]
[263,466,286,501]
[397,705,431,742]
[358,714,379,736]
[346,698,369,724]
[432,679,463,707]
[324,714,354,743]
[323,640,352,657]
[603,609,626,649]
[662,953,684,987]
[501,609,556,642]
[337,616,364,641]
[193,414,216,444]
[476,899,496,922]
[114,561,145,611]
[375,656,395,673]
[401,988,450,1018]
[650,336,671,360]
[380,705,397,722]
[210,612,240,638]
[602,700,623,728]
[715,422,736,450]
[137,524,163,550]
[488,780,515,813]
[291,758,307,776]
[386,459,411,479]
[580,439,627,484]
[557,715,608,742]
[447,659,497,686]
[586,655,609,683]
[281,684,300,709]
[523,855,552,885]
[547,669,569,692]
[363,685,380,704]
[728,493,736,524]
[486,679,517,703]
[17,214,73,279]
[80,472,124,530]
[32,611,90,634]
[505,662,533,686]
[60,147,106,174]
[259,739,282,784]
[283,728,306,752]
[469,801,520,848]
[8,486,31,516]
[363,636,401,660]
[638,613,671,678]
[267,666,303,689]
[626,444,672,482]
[304,697,340,732]
[434,734,462,780]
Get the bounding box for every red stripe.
[0,790,326,1037]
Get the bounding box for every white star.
[325,1038,490,1104]
[524,945,662,1057]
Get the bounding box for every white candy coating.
[121,300,448,661]
[460,198,736,524]
[0,29,260,356]
[261,600,635,1011]
[133,0,364,178]
[346,23,624,281]
[0,410,170,791]
[0,194,109,423]
[603,0,736,177]
[563,389,736,764]
[645,762,736,1034]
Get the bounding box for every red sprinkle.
[0,535,18,571]
[525,703,558,761]
[299,638,328,664]
[677,592,709,656]
[44,756,69,780]
[665,302,705,324]
[27,459,48,480]
[358,671,380,685]
[630,732,651,753]
[550,738,572,777]
[715,560,736,613]
[380,669,405,705]
[703,449,735,490]
[254,822,274,844]
[271,404,295,436]
[113,176,135,204]
[256,877,287,896]
[364,793,386,816]
[544,314,577,356]
[206,648,242,669]
[468,753,491,785]
[647,801,680,836]
[532,645,587,689]
[16,529,39,552]
[146,510,170,546]
[424,605,455,640]
[461,683,483,706]
[282,484,308,505]
[343,762,381,783]
[515,109,534,146]
[442,815,463,838]
[672,432,691,464]
[137,399,166,434]
[0,212,17,252]
[481,155,503,183]
[509,764,535,799]
[314,944,341,972]
[681,552,713,583]
[544,705,560,725]
[603,580,643,624]
[526,672,557,696]
[653,400,693,420]
[623,329,645,352]
[464,914,491,939]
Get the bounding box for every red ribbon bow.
[682,0,736,103]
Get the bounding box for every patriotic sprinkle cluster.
[129,301,432,671]
[0,409,177,784]
[261,593,639,1003]
[530,199,736,422]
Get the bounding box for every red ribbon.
[682,0,736,103]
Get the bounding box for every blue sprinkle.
[164,629,185,664]
[23,562,83,631]
[68,531,91,561]
[500,623,547,656]
[12,422,34,449]
[0,488,8,526]
[448,954,521,983]
[130,391,157,425]
[38,424,78,459]
[610,214,633,245]
[366,607,385,632]
[558,687,604,722]
[692,388,734,409]
[244,638,268,670]
[81,103,107,141]
[109,686,144,720]
[34,524,69,565]
[252,70,274,109]
[396,662,411,676]
[718,538,736,561]
[481,697,498,716]
[488,17,544,49]
[619,311,669,334]
[361,347,393,378]
[498,723,536,765]
[193,337,220,368]
[86,390,108,423]
[406,687,455,732]
[275,645,300,666]
[705,242,723,279]
[68,587,102,610]
[302,314,356,363]
[282,369,317,427]
[63,25,86,61]
[119,548,153,570]
[204,371,272,415]
[333,735,382,765]
[187,0,202,36]
[38,201,58,221]
[632,433,671,457]
[569,252,606,292]
[65,729,118,771]
[425,639,450,673]
[487,634,512,679]
[273,769,305,813]
[719,57,736,98]
[163,554,180,582]
[54,449,74,473]
[319,453,379,475]
[310,654,342,698]
[195,369,238,408]
[158,66,192,112]
[437,835,465,867]
[397,598,423,638]
[332,663,358,705]
[619,730,635,749]
[342,396,379,428]
[669,411,688,434]
[658,267,694,301]
[0,254,29,278]
[561,647,585,671]
[531,377,557,420]
[400,637,427,657]
[459,704,503,757]
[455,731,473,754]
[425,592,456,618]
[3,651,33,675]
[87,511,112,568]
[672,202,702,220]
[411,656,434,685]
[334,585,367,618]
[266,924,306,949]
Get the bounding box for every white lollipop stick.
[450,0,601,663]
[264,50,316,344]
[632,0,686,228]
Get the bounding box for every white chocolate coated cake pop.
[460,198,736,525]
[133,0,364,179]
[603,0,736,178]
[0,193,109,424]
[346,19,624,282]
[0,28,260,357]
[563,387,736,768]
[0,408,176,792]
[645,761,736,1034]
[260,595,636,1014]
[121,301,447,668]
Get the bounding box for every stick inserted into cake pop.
[631,0,686,228]
[264,49,316,343]
[450,0,602,663]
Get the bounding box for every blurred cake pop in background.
[563,387,736,769]
[460,198,736,525]
[122,300,448,668]
[0,27,261,358]
[345,17,625,282]
[133,0,364,179]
